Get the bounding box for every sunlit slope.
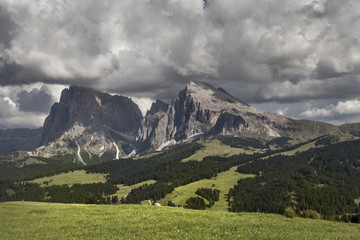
[158,166,255,211]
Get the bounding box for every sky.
[1,0,360,129]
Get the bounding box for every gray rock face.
[36,86,142,162]
[41,86,142,145]
[137,81,289,151]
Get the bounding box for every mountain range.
[2,81,360,164]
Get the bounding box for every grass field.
[16,157,46,168]
[1,202,359,240]
[112,180,157,200]
[275,141,318,156]
[181,140,257,162]
[261,140,319,159]
[29,170,107,186]
[265,134,360,158]
[133,151,162,160]
[158,166,255,211]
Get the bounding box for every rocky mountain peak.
[41,86,142,145]
[180,81,254,114]
[147,99,168,115]
[185,81,248,105]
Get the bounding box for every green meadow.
[181,139,257,162]
[29,170,107,186]
[263,134,360,159]
[1,202,359,240]
[158,166,255,211]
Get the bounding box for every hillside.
[1,202,359,240]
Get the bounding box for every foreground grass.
[29,170,107,186]
[158,167,255,211]
[1,202,359,240]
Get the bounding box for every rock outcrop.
[137,81,290,151]
[35,86,142,163]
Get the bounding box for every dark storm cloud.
[17,86,55,113]
[0,0,360,126]
[0,61,44,85]
[0,5,17,48]
[0,84,52,128]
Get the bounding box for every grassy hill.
[1,202,359,240]
[158,166,255,211]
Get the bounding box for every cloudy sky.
[1,0,360,128]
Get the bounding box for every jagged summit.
[186,81,249,104]
[147,99,168,115]
[183,81,252,113]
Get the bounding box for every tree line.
[0,181,118,204]
[185,188,220,210]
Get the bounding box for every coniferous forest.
[228,140,360,220]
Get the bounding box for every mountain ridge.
[1,81,359,163]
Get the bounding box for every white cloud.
[334,99,360,115]
[131,97,155,116]
[301,98,360,118]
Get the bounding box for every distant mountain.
[338,122,360,136]
[0,128,42,155]
[5,81,359,164]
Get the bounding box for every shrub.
[167,200,176,207]
[284,207,296,218]
[303,210,321,219]
[195,188,220,208]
